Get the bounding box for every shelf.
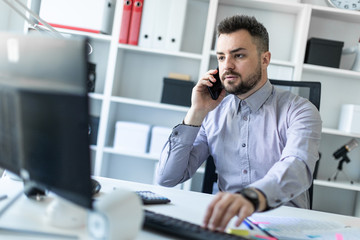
[110,96,189,113]
[220,0,304,13]
[102,147,207,174]
[314,179,360,192]
[103,147,159,161]
[88,93,104,100]
[270,59,296,67]
[322,128,360,139]
[118,44,203,60]
[303,64,360,79]
[310,5,360,23]
[55,27,112,41]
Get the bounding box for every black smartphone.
[207,67,223,100]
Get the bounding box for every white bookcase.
[1,0,360,217]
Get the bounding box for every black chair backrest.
[201,79,321,209]
[269,80,321,110]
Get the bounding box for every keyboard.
[135,191,171,205]
[143,209,246,240]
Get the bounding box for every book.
[168,72,191,81]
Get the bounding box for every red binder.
[128,0,144,45]
[119,0,133,44]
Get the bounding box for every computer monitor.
[0,32,93,209]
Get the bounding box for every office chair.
[201,79,321,209]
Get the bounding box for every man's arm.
[202,99,322,231]
[184,68,226,125]
[249,100,322,208]
[155,124,206,186]
[202,188,267,232]
[155,69,226,186]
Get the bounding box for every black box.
[304,38,344,68]
[161,78,195,107]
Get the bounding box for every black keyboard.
[143,209,246,240]
[135,191,171,205]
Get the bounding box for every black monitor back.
[0,32,93,209]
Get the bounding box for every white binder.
[164,0,188,51]
[138,0,157,48]
[151,0,171,49]
[139,0,187,51]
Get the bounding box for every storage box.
[149,126,172,156]
[338,104,360,134]
[114,121,151,153]
[39,0,115,34]
[304,38,344,68]
[161,78,195,107]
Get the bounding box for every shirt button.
[173,131,178,136]
[275,199,281,203]
[290,194,294,198]
[243,116,247,121]
[243,169,248,174]
[242,143,246,147]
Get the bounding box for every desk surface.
[0,176,360,239]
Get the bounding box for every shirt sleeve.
[249,100,322,209]
[155,124,210,187]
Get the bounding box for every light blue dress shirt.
[156,80,322,209]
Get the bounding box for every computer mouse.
[25,186,46,200]
[91,179,101,195]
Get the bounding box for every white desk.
[0,176,360,239]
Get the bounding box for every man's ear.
[262,51,271,67]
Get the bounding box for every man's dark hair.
[217,15,269,53]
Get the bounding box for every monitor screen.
[0,32,93,209]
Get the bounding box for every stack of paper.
[248,215,360,240]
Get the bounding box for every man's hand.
[202,190,267,232]
[184,69,226,126]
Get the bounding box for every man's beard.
[222,61,262,95]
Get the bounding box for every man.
[155,15,322,231]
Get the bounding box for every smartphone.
[207,67,223,100]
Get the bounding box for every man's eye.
[217,56,224,61]
[235,54,245,58]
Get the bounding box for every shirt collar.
[233,80,273,113]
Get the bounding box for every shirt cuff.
[249,180,284,209]
[171,124,201,144]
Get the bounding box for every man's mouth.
[223,74,239,82]
[222,70,240,81]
